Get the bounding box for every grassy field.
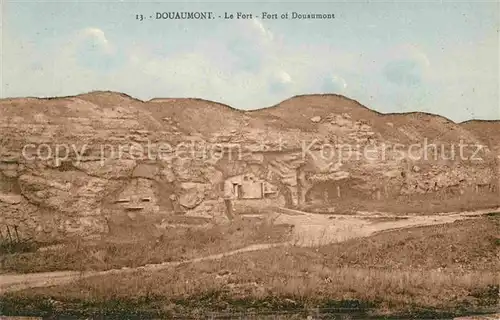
[1,215,498,318]
[0,218,291,273]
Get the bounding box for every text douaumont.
[156,12,215,20]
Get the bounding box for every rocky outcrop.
[0,92,498,241]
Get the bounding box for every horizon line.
[1,90,499,125]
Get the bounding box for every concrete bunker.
[112,178,160,214]
[224,173,277,200]
[223,173,279,216]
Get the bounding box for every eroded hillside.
[0,92,498,241]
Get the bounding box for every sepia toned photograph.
[0,0,498,319]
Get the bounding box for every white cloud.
[389,44,430,68]
[277,70,292,84]
[79,27,113,54]
[82,28,109,45]
[382,44,430,87]
[251,18,274,42]
[331,75,347,90]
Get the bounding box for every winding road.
[1,207,498,294]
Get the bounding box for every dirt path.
[1,207,498,294]
[0,243,287,293]
[274,206,500,246]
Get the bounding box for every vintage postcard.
[0,0,499,319]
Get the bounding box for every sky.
[1,0,499,122]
